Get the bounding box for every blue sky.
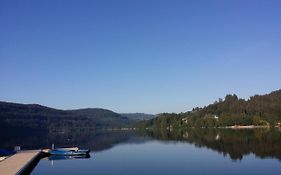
[1,0,281,114]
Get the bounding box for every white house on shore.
[214,115,219,120]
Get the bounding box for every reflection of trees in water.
[143,128,281,161]
[1,128,281,161]
[0,129,149,152]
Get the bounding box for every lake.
[1,128,281,175]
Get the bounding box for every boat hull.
[48,149,90,156]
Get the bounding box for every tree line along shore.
[137,90,281,129]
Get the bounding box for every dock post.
[14,146,21,152]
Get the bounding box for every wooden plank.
[0,150,40,175]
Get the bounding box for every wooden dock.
[0,150,42,175]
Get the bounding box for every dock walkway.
[0,150,41,175]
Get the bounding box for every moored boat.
[48,149,90,156]
[42,146,90,156]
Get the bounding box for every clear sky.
[1,0,281,114]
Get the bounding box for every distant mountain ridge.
[0,101,133,132]
[120,113,155,121]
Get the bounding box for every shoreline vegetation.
[0,89,280,132]
[139,125,281,131]
[137,89,281,129]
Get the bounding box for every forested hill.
[138,89,281,128]
[0,102,132,132]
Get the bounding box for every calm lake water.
[1,128,281,175]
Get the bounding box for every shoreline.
[143,125,275,130]
[222,125,270,129]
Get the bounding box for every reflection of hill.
[143,128,281,161]
[0,130,150,152]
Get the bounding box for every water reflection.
[1,128,281,161]
[0,129,149,152]
[47,154,91,161]
[142,128,281,161]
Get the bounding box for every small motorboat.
[0,149,16,156]
[42,145,90,156]
[48,148,90,156]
